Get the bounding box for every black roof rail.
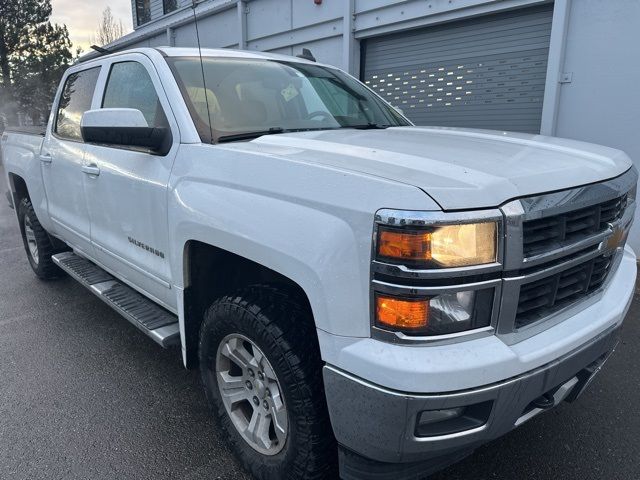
[90,45,112,54]
[76,45,114,64]
[296,48,316,62]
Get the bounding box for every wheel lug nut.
[258,372,264,380]
[245,381,253,390]
[248,369,254,377]
[263,400,269,410]
[253,396,260,406]
[265,388,271,397]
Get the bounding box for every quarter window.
[55,67,101,141]
[102,61,168,129]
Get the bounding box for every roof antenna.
[191,0,214,143]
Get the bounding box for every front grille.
[522,194,627,256]
[515,254,614,329]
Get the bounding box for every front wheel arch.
[182,240,315,370]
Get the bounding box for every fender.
[167,143,437,349]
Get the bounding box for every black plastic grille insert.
[515,254,614,329]
[522,194,627,257]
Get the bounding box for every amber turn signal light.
[376,295,429,331]
[377,229,432,262]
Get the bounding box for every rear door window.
[55,67,101,141]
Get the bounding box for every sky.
[50,0,133,52]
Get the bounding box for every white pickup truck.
[2,47,637,480]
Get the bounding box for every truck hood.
[227,127,632,210]
[232,126,633,210]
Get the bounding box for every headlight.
[376,221,498,268]
[375,288,494,336]
[372,210,501,340]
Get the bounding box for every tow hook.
[531,393,556,410]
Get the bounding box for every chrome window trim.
[501,168,637,271]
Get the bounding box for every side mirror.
[81,108,171,155]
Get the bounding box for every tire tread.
[199,284,337,480]
[18,197,63,280]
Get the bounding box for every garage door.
[361,4,553,133]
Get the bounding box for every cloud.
[50,0,133,52]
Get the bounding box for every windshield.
[167,57,410,143]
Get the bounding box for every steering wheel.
[305,110,333,122]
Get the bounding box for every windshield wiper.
[217,127,286,143]
[347,123,390,130]
[217,126,344,143]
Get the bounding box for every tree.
[95,7,124,47]
[0,0,75,125]
[14,23,76,124]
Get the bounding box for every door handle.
[40,153,52,164]
[82,164,101,176]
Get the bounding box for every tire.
[199,285,338,480]
[17,197,62,280]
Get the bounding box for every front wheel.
[17,197,62,280]
[199,285,337,480]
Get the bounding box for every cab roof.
[78,46,323,68]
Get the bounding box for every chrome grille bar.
[501,168,637,271]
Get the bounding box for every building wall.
[114,0,552,74]
[554,0,640,249]
[125,0,346,64]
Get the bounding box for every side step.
[52,252,180,348]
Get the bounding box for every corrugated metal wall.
[362,4,553,133]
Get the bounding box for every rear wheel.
[18,198,62,280]
[199,285,337,480]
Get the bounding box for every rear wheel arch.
[17,197,62,280]
[8,172,30,205]
[181,240,316,369]
[8,172,68,253]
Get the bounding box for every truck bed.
[1,128,46,166]
[1,128,46,208]
[3,126,46,137]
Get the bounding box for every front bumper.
[323,246,636,480]
[325,325,621,480]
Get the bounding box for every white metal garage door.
[362,4,554,133]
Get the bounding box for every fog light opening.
[415,401,493,438]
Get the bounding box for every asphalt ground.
[1,163,639,479]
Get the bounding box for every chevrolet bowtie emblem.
[605,225,625,251]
